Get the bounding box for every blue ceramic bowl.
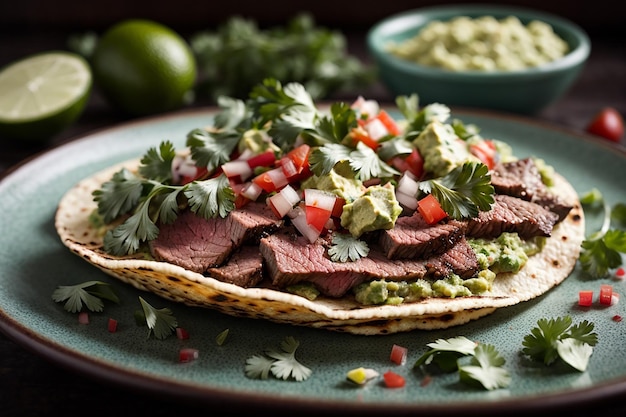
[367,4,590,114]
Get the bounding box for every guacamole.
[413,121,473,177]
[340,182,402,237]
[387,15,569,71]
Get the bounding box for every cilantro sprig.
[414,336,511,390]
[579,188,626,278]
[419,161,495,220]
[522,316,597,372]
[52,281,119,313]
[245,336,312,381]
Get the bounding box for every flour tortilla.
[55,159,585,335]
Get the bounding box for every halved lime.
[0,51,92,141]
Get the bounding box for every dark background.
[1,1,625,416]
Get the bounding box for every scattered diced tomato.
[390,344,408,366]
[418,194,448,225]
[383,371,406,388]
[107,318,118,333]
[615,267,625,279]
[599,284,614,305]
[586,107,624,143]
[578,290,594,307]
[176,327,190,340]
[78,311,89,325]
[179,348,199,363]
[612,315,623,322]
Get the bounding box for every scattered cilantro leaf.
[522,316,597,371]
[419,161,494,219]
[52,281,119,313]
[414,336,508,390]
[245,336,312,382]
[328,233,369,262]
[579,189,626,278]
[138,296,178,340]
[458,343,511,390]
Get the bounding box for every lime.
[0,51,92,142]
[91,19,197,116]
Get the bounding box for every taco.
[55,81,584,335]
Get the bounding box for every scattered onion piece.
[346,367,379,385]
[390,344,408,365]
[78,311,89,325]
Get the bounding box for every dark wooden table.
[1,28,625,417]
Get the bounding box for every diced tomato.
[331,197,346,218]
[470,140,497,170]
[615,267,625,279]
[306,205,332,232]
[390,344,408,365]
[599,284,614,306]
[107,318,118,333]
[383,371,406,388]
[179,348,199,363]
[418,194,448,225]
[290,205,322,243]
[286,144,311,172]
[586,107,624,143]
[252,167,288,193]
[613,315,623,322]
[304,189,336,231]
[404,148,424,178]
[376,110,401,136]
[351,127,379,150]
[246,149,276,169]
[578,290,594,307]
[176,327,190,340]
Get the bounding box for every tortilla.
[55,159,584,335]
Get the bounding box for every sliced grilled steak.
[463,194,559,239]
[260,228,479,297]
[207,245,264,287]
[491,158,572,221]
[149,202,283,273]
[379,211,465,259]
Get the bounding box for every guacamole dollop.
[340,182,402,237]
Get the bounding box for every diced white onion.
[396,191,418,210]
[290,206,322,243]
[304,188,336,211]
[351,96,379,118]
[240,182,263,201]
[280,184,302,206]
[365,117,388,140]
[221,160,253,181]
[396,172,419,197]
[266,167,289,190]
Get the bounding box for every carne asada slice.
[463,194,559,239]
[260,228,479,298]
[379,211,465,260]
[491,158,572,221]
[206,245,264,287]
[149,202,283,272]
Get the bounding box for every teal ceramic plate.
[1,108,625,415]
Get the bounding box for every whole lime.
[91,19,197,116]
[0,51,92,142]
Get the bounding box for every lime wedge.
[0,51,92,141]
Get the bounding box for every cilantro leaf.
[458,343,511,390]
[138,141,177,183]
[414,336,477,372]
[328,233,369,262]
[420,161,494,219]
[138,296,178,340]
[308,143,352,176]
[52,281,119,313]
[397,94,451,139]
[103,197,160,256]
[522,316,597,371]
[186,128,240,173]
[245,336,312,382]
[184,174,235,219]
